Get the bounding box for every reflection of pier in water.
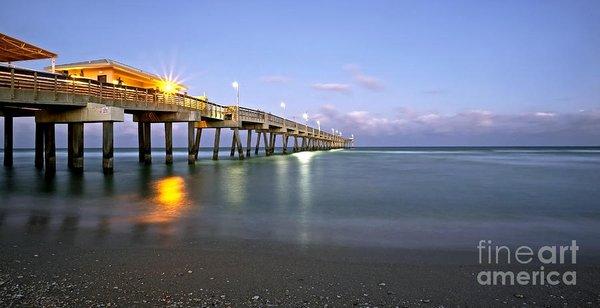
[0,173,194,245]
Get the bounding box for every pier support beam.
[282,134,288,154]
[102,122,114,174]
[67,123,84,172]
[142,123,152,165]
[230,131,237,157]
[138,122,144,163]
[212,128,221,160]
[35,123,44,169]
[246,130,252,157]
[138,122,152,164]
[188,122,196,165]
[165,122,173,165]
[234,129,244,160]
[263,132,269,156]
[193,128,202,160]
[293,136,299,152]
[43,123,56,177]
[3,116,13,167]
[268,133,276,156]
[254,131,261,155]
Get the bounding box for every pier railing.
[0,65,223,114]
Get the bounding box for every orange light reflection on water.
[136,176,190,225]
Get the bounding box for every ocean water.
[1,147,599,251]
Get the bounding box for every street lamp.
[316,120,320,131]
[231,81,240,107]
[280,101,286,118]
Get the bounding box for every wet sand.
[1,233,599,307]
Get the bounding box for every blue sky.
[1,0,599,146]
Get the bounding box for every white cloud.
[312,105,600,141]
[260,75,290,83]
[343,64,384,91]
[311,83,351,93]
[535,112,556,118]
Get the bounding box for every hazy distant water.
[1,147,599,250]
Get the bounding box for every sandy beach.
[1,231,600,307]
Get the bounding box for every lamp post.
[231,81,240,107]
[302,112,309,131]
[280,101,286,118]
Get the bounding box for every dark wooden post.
[234,129,244,160]
[212,128,221,160]
[165,122,173,164]
[273,133,278,155]
[187,122,195,164]
[3,116,13,167]
[282,134,288,154]
[70,122,84,172]
[43,123,56,177]
[262,132,269,156]
[138,122,144,163]
[103,122,114,174]
[293,136,299,152]
[254,131,261,155]
[246,130,252,157]
[194,128,202,160]
[35,122,44,169]
[143,122,152,165]
[230,130,237,157]
[67,123,74,169]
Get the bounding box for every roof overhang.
[0,33,57,62]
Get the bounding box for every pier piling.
[193,128,202,160]
[43,123,56,176]
[293,136,299,152]
[143,123,152,165]
[246,130,252,157]
[234,128,244,160]
[165,122,173,165]
[212,128,221,160]
[262,132,269,156]
[67,123,84,172]
[282,134,288,154]
[230,131,237,157]
[187,122,195,165]
[35,123,44,169]
[254,131,261,155]
[102,122,114,174]
[3,116,13,167]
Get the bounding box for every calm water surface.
[1,147,599,250]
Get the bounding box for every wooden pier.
[0,65,352,175]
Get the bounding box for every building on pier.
[46,59,186,93]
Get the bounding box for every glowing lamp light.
[157,78,179,94]
[280,101,286,109]
[302,113,309,121]
[232,81,239,89]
